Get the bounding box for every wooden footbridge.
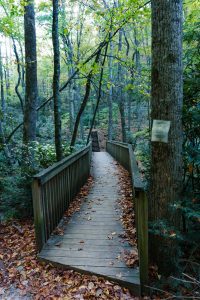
[32,141,148,295]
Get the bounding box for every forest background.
[0,0,199,295]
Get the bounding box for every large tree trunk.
[52,0,63,161]
[23,0,38,144]
[150,0,183,274]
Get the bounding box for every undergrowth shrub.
[0,142,72,220]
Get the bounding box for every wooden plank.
[42,185,49,239]
[58,227,123,234]
[75,211,121,215]
[73,266,140,281]
[68,219,121,224]
[57,234,124,240]
[43,245,132,251]
[39,249,125,259]
[71,216,121,221]
[46,239,131,247]
[75,212,121,216]
[41,185,48,243]
[39,256,130,268]
[38,256,140,295]
[39,255,139,281]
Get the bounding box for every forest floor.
[0,161,153,300]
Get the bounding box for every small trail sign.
[151,120,171,143]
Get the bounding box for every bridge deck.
[39,152,140,294]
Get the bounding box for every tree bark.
[108,37,113,140]
[12,39,24,112]
[0,44,5,117]
[23,0,38,144]
[19,41,25,92]
[87,43,109,144]
[5,38,10,96]
[150,0,183,274]
[52,0,63,161]
[118,29,126,142]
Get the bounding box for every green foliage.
[130,128,150,178]
[0,152,34,219]
[0,0,24,38]
[0,142,72,219]
[34,142,56,168]
[183,5,200,194]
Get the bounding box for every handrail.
[106,140,148,294]
[34,146,91,184]
[111,140,129,146]
[32,143,92,251]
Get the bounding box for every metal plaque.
[151,120,171,143]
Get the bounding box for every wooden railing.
[106,141,148,292]
[32,143,92,251]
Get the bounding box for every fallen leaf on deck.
[88,281,94,290]
[96,288,102,297]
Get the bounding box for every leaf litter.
[115,163,139,268]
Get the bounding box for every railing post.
[128,144,148,294]
[135,190,148,294]
[89,142,92,166]
[32,178,45,252]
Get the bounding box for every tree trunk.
[19,41,25,92]
[108,37,113,140]
[52,0,63,161]
[69,83,75,134]
[0,44,5,117]
[87,43,108,144]
[23,0,38,144]
[134,27,141,77]
[5,38,10,95]
[118,29,126,142]
[123,29,131,136]
[70,50,101,148]
[150,0,183,274]
[12,39,24,112]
